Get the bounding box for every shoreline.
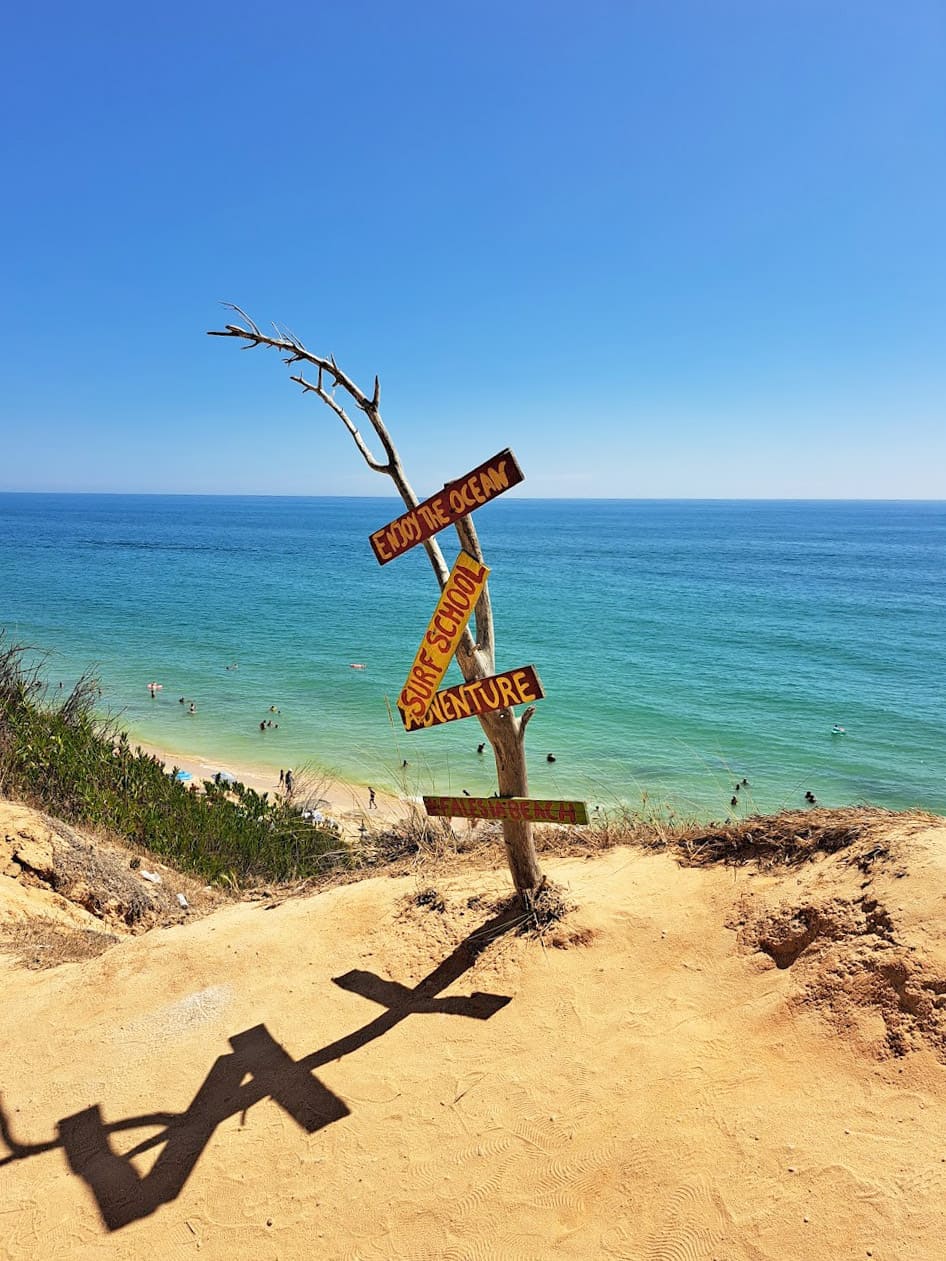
[131,738,413,831]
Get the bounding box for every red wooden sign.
[369,448,525,565]
[424,796,589,825]
[399,665,544,731]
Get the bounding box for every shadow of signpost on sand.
[0,906,520,1231]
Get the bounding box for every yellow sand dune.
[2,802,946,1259]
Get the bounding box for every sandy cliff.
[2,801,946,1259]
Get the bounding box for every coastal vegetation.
[0,639,350,885]
[3,633,936,904]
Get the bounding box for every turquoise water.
[1,494,944,820]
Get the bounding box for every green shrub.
[0,637,349,886]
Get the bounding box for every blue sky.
[1,1,943,498]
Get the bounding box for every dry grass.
[658,805,939,868]
[0,918,119,970]
[535,804,941,869]
[6,793,942,971]
[242,805,943,910]
[400,878,580,958]
[0,802,230,970]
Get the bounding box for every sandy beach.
[130,738,413,834]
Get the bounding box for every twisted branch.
[209,304,400,467]
[289,369,387,473]
[207,305,496,687]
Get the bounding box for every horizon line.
[0,490,944,505]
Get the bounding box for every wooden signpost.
[369,448,525,565]
[398,550,490,725]
[372,443,587,829]
[399,665,545,731]
[424,796,589,825]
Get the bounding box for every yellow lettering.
[490,459,510,490]
[418,504,439,532]
[400,691,427,719]
[508,670,529,702]
[450,688,474,718]
[495,674,518,708]
[479,678,500,710]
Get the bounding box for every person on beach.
[279,769,285,785]
[368,787,376,809]
[285,769,294,794]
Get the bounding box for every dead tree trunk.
[209,308,544,898]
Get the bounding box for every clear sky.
[1,1,943,498]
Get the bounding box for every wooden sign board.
[369,448,525,565]
[424,796,589,825]
[399,665,544,731]
[399,551,490,724]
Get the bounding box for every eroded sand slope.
[2,803,946,1259]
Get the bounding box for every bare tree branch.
[289,372,388,473]
[519,705,537,737]
[208,313,407,470]
[224,303,261,337]
[208,308,488,672]
[453,513,495,672]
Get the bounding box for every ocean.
[1,493,943,820]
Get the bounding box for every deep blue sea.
[1,494,943,820]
